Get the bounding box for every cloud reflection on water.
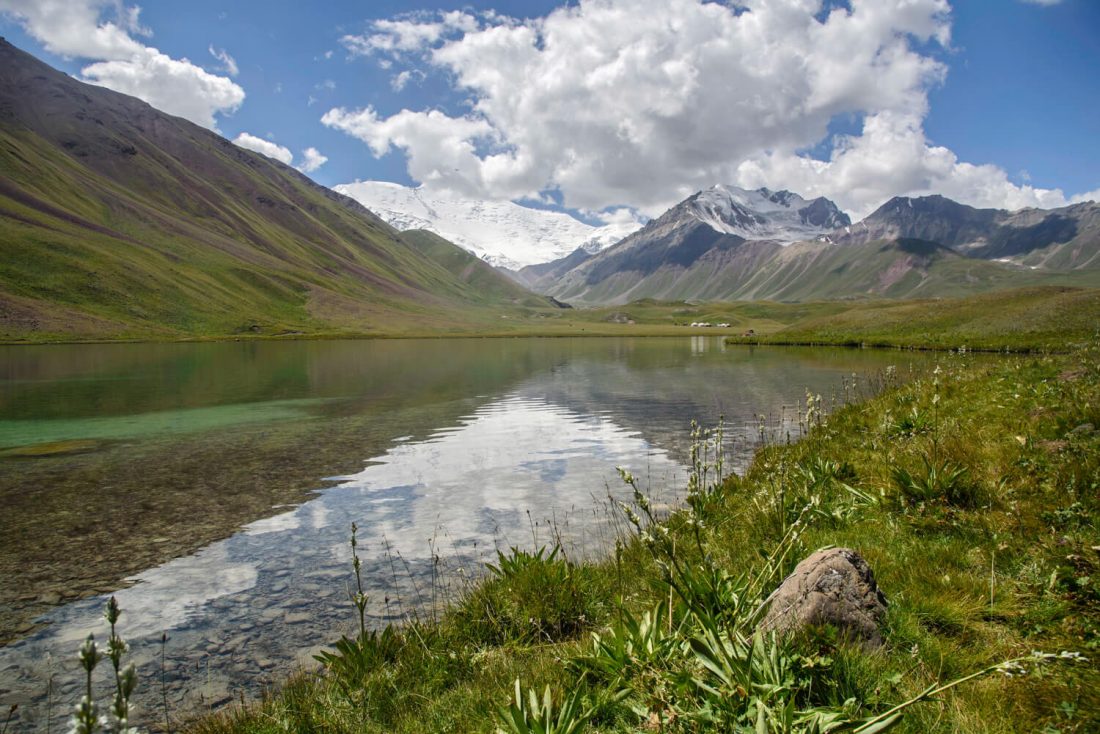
[0,392,680,730]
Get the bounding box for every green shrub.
[496,680,594,734]
[892,455,984,508]
[456,546,600,645]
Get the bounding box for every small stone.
[259,608,282,623]
[224,634,251,652]
[284,612,311,624]
[206,693,233,708]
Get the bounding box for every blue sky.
[1,0,1097,219]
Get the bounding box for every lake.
[0,337,930,730]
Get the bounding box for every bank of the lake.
[7,286,1099,363]
[725,286,1100,353]
[1,337,932,731]
[181,341,1099,733]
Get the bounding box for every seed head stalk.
[349,522,368,639]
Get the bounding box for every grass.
[724,286,1100,352]
[0,67,578,346]
[180,338,1099,733]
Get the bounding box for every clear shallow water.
[0,337,928,730]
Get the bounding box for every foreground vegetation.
[180,336,1098,732]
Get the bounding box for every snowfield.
[334,181,642,269]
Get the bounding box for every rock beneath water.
[224,633,251,652]
[259,608,282,623]
[758,547,887,648]
[283,612,311,625]
[204,692,233,709]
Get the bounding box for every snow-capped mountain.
[332,181,643,270]
[544,185,853,304]
[685,185,851,242]
[539,185,1100,305]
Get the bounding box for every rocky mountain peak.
[677,184,850,243]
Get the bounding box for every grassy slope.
[399,229,554,308]
[0,40,557,342]
[547,233,1091,307]
[726,286,1100,351]
[733,238,1068,301]
[0,124,541,340]
[186,316,1099,734]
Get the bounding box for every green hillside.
[733,238,1071,301]
[549,235,1084,306]
[0,39,547,342]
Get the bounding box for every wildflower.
[78,635,102,674]
[68,695,99,734]
[1058,650,1087,661]
[104,597,121,625]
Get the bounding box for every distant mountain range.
[0,38,552,341]
[535,186,1100,305]
[1,36,1097,341]
[333,181,641,270]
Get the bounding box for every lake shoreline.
[3,339,920,731]
[187,343,1100,733]
[4,286,1097,353]
[1,326,726,347]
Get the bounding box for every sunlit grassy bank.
[723,286,1100,352]
[182,339,1099,732]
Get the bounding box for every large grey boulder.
[758,547,887,648]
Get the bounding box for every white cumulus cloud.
[0,0,244,129]
[734,110,1074,216]
[297,147,328,173]
[322,106,495,197]
[232,133,292,165]
[341,10,478,56]
[327,0,1093,218]
[231,136,327,175]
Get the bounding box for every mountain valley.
[1,37,1098,340]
